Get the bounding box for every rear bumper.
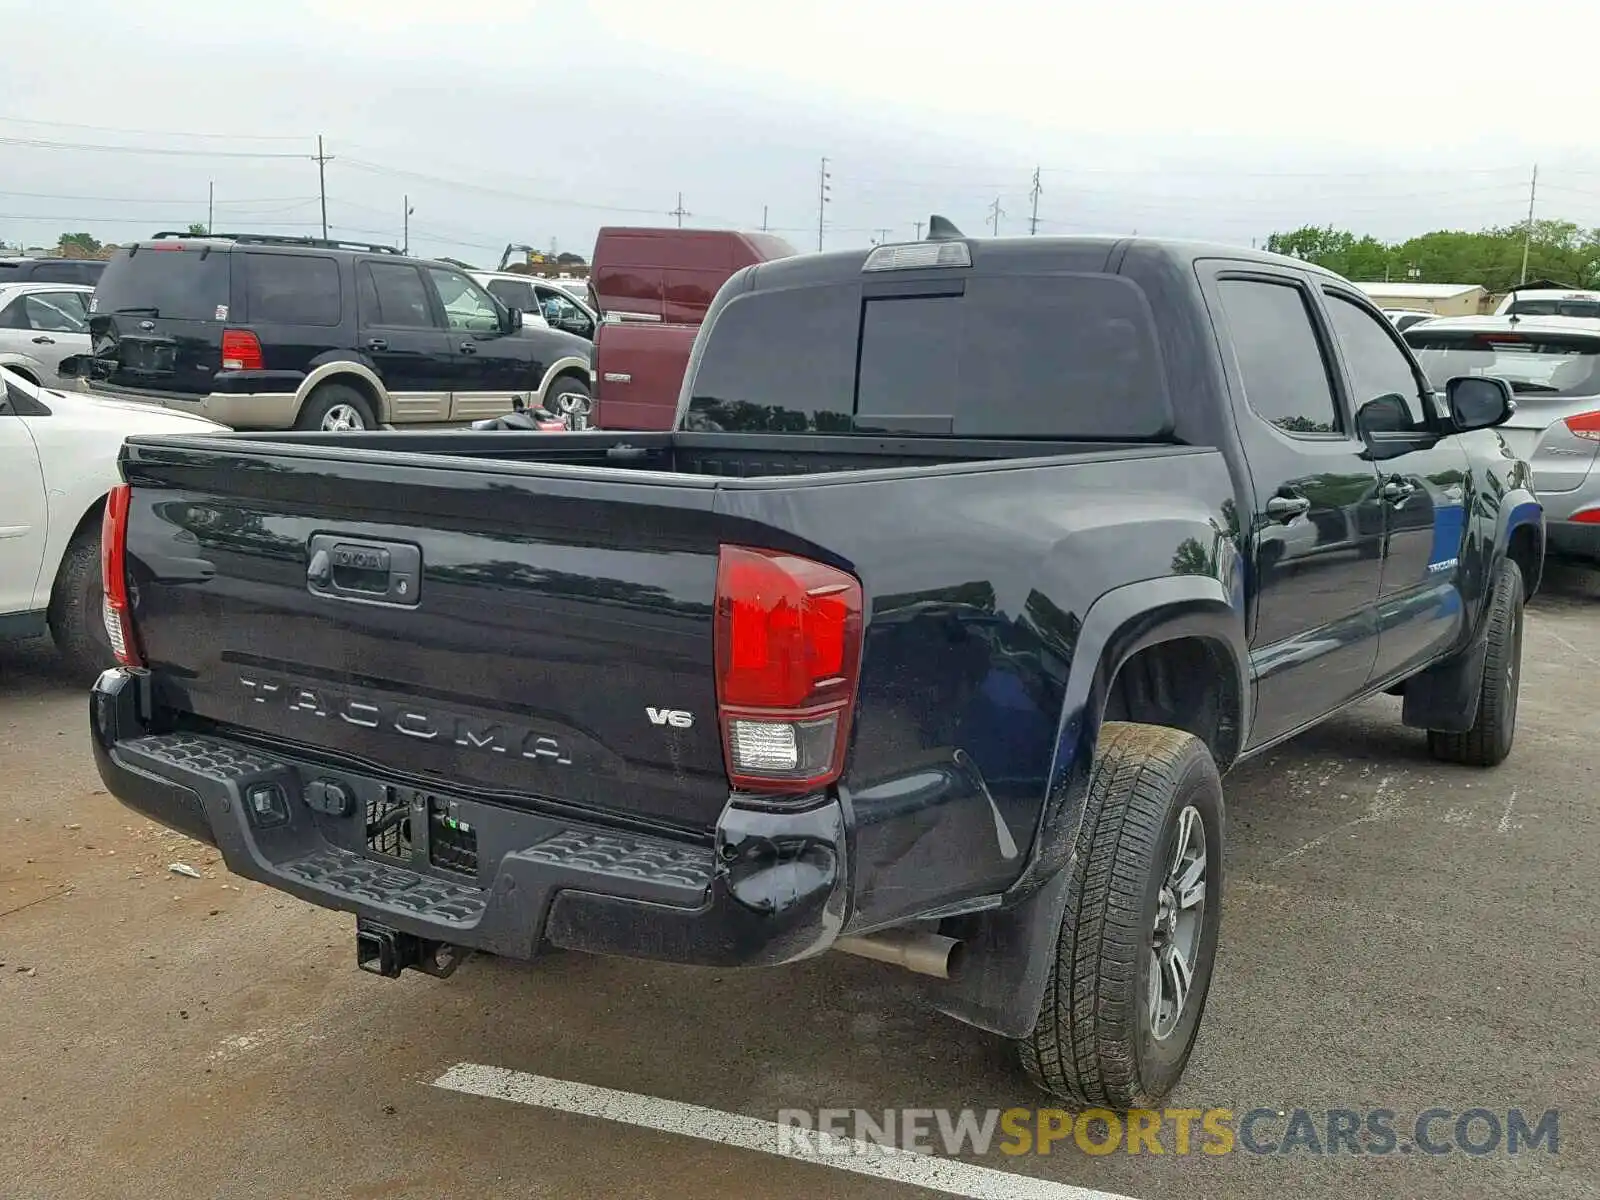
[83,380,299,430]
[1547,518,1600,562]
[90,668,848,967]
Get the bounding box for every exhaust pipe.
[833,930,963,979]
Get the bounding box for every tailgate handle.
[306,535,422,607]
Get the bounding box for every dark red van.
[589,227,796,429]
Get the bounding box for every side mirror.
[1355,392,1412,439]
[1446,375,1514,431]
[501,306,523,334]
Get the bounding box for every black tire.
[294,382,377,432]
[1018,721,1225,1109]
[1427,559,1524,767]
[543,375,592,429]
[48,523,114,679]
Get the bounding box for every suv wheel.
[297,383,376,432]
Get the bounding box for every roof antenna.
[925,214,964,241]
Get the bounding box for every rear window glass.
[686,273,1172,438]
[1405,328,1600,397]
[93,246,230,322]
[1506,298,1600,318]
[244,252,340,325]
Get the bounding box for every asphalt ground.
[2,567,1597,1200]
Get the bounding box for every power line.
[0,113,306,141]
[0,134,305,159]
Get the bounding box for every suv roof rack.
[149,231,403,255]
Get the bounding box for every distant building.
[1353,281,1487,316]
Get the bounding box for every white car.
[0,282,95,386]
[468,271,598,341]
[1494,288,1600,318]
[0,370,225,674]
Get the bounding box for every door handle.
[1265,495,1311,523]
[366,338,388,351]
[306,535,421,607]
[1381,478,1417,504]
[31,335,55,345]
[459,341,478,354]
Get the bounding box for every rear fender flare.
[292,361,390,423]
[921,573,1248,1038]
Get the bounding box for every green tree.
[58,232,102,255]
[185,221,209,236]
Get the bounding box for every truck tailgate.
[121,440,732,833]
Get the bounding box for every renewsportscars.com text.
[776,1106,1560,1158]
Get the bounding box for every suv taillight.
[221,328,263,372]
[1564,411,1600,442]
[101,483,143,667]
[714,546,863,794]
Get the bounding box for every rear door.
[88,243,232,392]
[1199,267,1385,747]
[5,290,91,379]
[237,250,342,386]
[354,260,453,422]
[1321,286,1470,680]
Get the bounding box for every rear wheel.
[295,382,377,432]
[1428,559,1523,766]
[1017,721,1225,1108]
[48,524,113,679]
[544,376,592,430]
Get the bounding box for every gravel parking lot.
[3,570,1597,1200]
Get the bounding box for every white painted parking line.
[432,1063,1144,1200]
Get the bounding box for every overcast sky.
[5,0,1600,264]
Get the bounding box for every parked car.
[1493,287,1600,318]
[0,282,95,385]
[0,257,107,286]
[1406,314,1600,564]
[588,226,796,429]
[92,228,1541,1111]
[76,233,595,432]
[1382,308,1437,332]
[0,369,222,675]
[469,271,599,342]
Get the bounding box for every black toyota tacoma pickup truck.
[91,226,1544,1108]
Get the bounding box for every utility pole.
[913,219,924,240]
[817,157,830,251]
[207,180,214,235]
[761,205,769,232]
[1519,163,1539,286]
[872,227,893,244]
[1028,166,1042,235]
[988,196,1005,237]
[669,192,690,228]
[403,195,413,254]
[313,135,333,240]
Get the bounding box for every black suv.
[81,233,595,431]
[0,258,106,286]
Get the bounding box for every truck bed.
[182,427,1178,480]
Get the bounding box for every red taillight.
[101,483,143,667]
[714,546,863,794]
[1564,411,1600,442]
[221,328,264,372]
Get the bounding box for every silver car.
[0,282,94,386]
[1406,315,1600,561]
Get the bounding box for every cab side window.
[1216,279,1343,435]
